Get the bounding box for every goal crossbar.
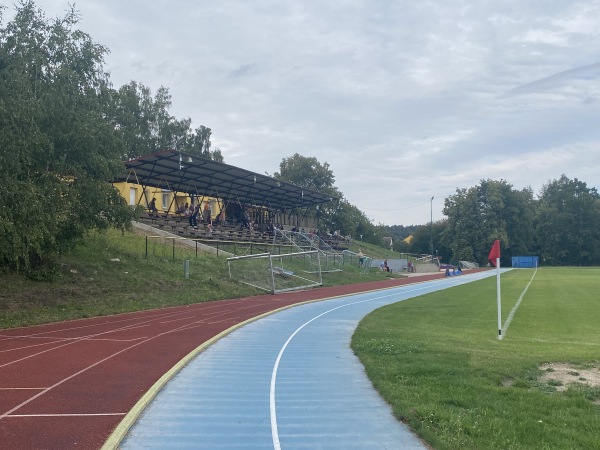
[227,250,322,294]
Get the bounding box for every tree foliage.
[535,175,600,265]
[332,200,377,242]
[274,153,338,193]
[273,153,385,243]
[185,124,223,162]
[440,179,535,265]
[111,81,223,161]
[0,1,134,272]
[273,153,342,232]
[407,220,451,260]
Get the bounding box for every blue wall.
[512,256,539,268]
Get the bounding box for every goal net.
[227,250,322,294]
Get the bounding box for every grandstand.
[136,212,348,265]
[136,211,457,279]
[114,150,336,232]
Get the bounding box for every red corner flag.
[488,240,500,267]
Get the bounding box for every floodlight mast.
[430,196,434,263]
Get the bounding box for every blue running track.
[121,271,499,449]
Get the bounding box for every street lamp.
[430,196,434,263]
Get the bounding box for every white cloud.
[12,0,600,225]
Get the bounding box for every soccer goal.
[227,250,322,294]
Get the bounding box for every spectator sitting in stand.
[241,208,250,228]
[148,197,158,217]
[215,211,225,226]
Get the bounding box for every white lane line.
[0,309,188,341]
[159,316,196,324]
[0,302,266,356]
[269,284,434,450]
[502,268,538,338]
[269,273,495,449]
[0,317,211,420]
[518,338,600,346]
[0,387,46,390]
[0,322,150,369]
[0,336,151,354]
[0,310,214,369]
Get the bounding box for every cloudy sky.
[10,0,600,225]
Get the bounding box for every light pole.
[430,196,434,263]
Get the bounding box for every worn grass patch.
[352,268,600,449]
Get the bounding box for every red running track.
[0,274,444,449]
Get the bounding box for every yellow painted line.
[8,413,126,418]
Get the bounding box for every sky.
[7,0,600,226]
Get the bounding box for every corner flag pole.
[496,257,502,340]
[488,239,502,340]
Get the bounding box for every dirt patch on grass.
[538,363,600,391]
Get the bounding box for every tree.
[535,175,600,265]
[111,82,189,158]
[111,82,223,161]
[274,153,337,193]
[441,179,535,265]
[273,154,341,233]
[407,220,451,261]
[0,1,134,273]
[184,125,223,162]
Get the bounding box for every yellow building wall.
[113,182,222,217]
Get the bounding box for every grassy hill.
[0,228,406,329]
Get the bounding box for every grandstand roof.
[114,150,337,211]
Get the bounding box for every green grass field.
[352,268,600,449]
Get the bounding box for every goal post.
[227,250,322,294]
